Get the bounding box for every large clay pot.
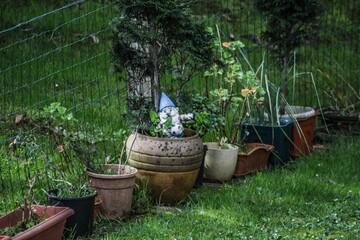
[87,164,137,219]
[126,129,203,205]
[203,142,239,182]
[233,143,274,177]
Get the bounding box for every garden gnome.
[158,93,193,138]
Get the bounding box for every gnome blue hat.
[159,92,176,111]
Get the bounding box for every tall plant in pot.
[254,0,324,113]
[202,26,270,181]
[253,0,325,157]
[112,0,214,205]
[20,102,98,238]
[28,102,137,222]
[111,0,214,122]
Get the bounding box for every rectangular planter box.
[234,143,274,177]
[0,205,74,240]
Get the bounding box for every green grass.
[87,137,360,240]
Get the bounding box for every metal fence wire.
[0,0,359,212]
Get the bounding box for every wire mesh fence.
[0,0,359,212]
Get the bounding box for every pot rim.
[86,164,138,179]
[132,128,199,141]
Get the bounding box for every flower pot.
[93,197,102,221]
[203,142,239,182]
[234,143,274,177]
[241,119,293,166]
[87,164,137,219]
[126,129,203,205]
[48,189,97,238]
[0,205,74,240]
[282,106,317,157]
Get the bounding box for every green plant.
[0,198,44,237]
[0,174,43,237]
[111,0,214,120]
[254,0,325,113]
[317,66,360,116]
[204,26,265,144]
[181,94,225,138]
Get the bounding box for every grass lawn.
[87,137,360,240]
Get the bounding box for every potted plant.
[0,176,74,240]
[87,163,137,220]
[202,26,272,181]
[125,94,204,205]
[241,78,294,166]
[233,143,274,177]
[111,0,214,205]
[12,102,99,238]
[25,102,137,220]
[0,202,74,240]
[253,0,325,157]
[316,67,360,141]
[46,178,97,238]
[0,180,74,240]
[254,0,324,113]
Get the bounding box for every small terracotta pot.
[87,164,137,219]
[93,197,102,221]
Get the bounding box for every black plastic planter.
[241,119,293,166]
[48,189,97,238]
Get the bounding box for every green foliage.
[254,0,325,111]
[204,26,266,143]
[254,0,325,67]
[124,96,155,130]
[181,94,225,138]
[111,0,215,109]
[317,67,360,116]
[148,110,172,137]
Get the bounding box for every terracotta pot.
[87,164,137,219]
[282,106,317,157]
[234,143,274,177]
[203,142,239,182]
[135,168,199,205]
[93,197,102,221]
[0,205,74,240]
[126,129,203,205]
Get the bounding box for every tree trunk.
[149,24,160,111]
